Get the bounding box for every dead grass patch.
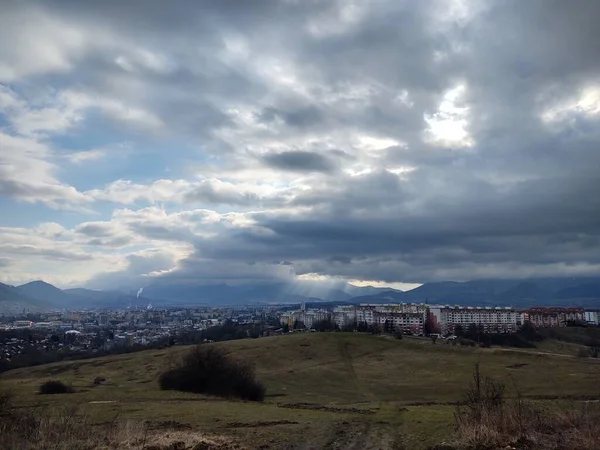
[454,364,600,449]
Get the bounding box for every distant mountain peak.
[18,280,60,289]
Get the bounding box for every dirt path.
[489,346,600,360]
[338,341,377,403]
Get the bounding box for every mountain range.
[1,277,600,313]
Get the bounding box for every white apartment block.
[584,310,599,325]
[373,311,424,333]
[302,310,330,328]
[279,310,329,328]
[331,306,357,328]
[428,306,518,335]
[355,304,426,333]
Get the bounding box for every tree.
[518,321,538,341]
[356,321,370,333]
[424,315,437,335]
[91,335,105,348]
[383,320,394,334]
[64,332,77,345]
[293,320,305,330]
[454,324,464,337]
[313,319,337,332]
[341,322,356,332]
[467,323,479,340]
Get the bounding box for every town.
[2,301,599,372]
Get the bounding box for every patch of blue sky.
[0,198,89,229]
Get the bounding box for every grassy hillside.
[2,333,600,449]
[537,326,600,346]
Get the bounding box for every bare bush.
[0,393,146,449]
[38,380,75,395]
[1,389,243,449]
[93,376,106,385]
[159,346,266,402]
[454,364,600,449]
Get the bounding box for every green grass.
[2,332,600,449]
[537,326,600,347]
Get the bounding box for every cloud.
[0,244,92,261]
[0,132,90,208]
[67,149,107,164]
[260,151,336,173]
[86,178,293,207]
[0,257,13,268]
[0,3,88,81]
[75,222,117,238]
[2,0,600,289]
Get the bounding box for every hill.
[364,278,600,306]
[63,288,141,309]
[4,276,600,311]
[556,283,600,300]
[13,282,147,311]
[349,289,406,304]
[495,281,553,305]
[17,280,80,308]
[141,281,359,305]
[0,282,44,313]
[2,332,600,449]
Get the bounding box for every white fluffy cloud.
[0,132,91,208]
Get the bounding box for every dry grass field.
[2,332,600,449]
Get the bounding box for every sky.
[1,0,600,290]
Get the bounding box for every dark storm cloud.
[328,256,352,265]
[75,223,114,238]
[261,151,336,173]
[255,105,323,128]
[177,162,600,283]
[183,184,259,206]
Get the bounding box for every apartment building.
[279,309,329,328]
[373,311,424,334]
[585,310,599,325]
[522,307,585,328]
[280,303,593,335]
[331,305,356,328]
[427,306,519,335]
[354,304,427,333]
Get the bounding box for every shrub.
[38,380,74,395]
[159,346,265,402]
[0,398,150,450]
[93,376,107,385]
[454,364,600,449]
[577,347,590,358]
[0,390,15,424]
[457,337,476,347]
